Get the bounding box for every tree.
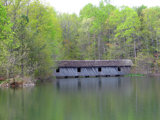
[79,2,115,59]
[0,2,16,78]
[107,7,140,61]
[58,13,80,60]
[0,0,63,79]
[27,1,63,78]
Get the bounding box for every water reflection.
[55,77,132,93]
[0,77,160,120]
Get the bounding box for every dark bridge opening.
[98,67,102,72]
[77,67,81,72]
[56,68,60,73]
[118,67,121,71]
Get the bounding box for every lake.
[0,76,160,120]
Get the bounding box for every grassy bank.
[125,74,145,77]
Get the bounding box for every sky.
[44,0,160,15]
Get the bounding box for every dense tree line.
[59,2,160,74]
[1,0,160,79]
[0,0,63,79]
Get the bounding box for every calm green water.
[0,76,160,120]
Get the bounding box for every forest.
[0,0,160,80]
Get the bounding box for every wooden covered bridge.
[54,59,133,78]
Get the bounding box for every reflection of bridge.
[55,77,132,93]
[54,60,133,78]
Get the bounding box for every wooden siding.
[54,66,131,77]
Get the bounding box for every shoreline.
[1,73,160,88]
[0,76,36,88]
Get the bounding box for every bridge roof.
[57,59,133,68]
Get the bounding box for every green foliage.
[27,2,63,78]
[125,74,145,77]
[107,7,141,59]
[0,2,16,77]
[58,13,80,60]
[0,0,63,79]
[1,0,160,77]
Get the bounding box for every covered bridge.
[54,59,133,78]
